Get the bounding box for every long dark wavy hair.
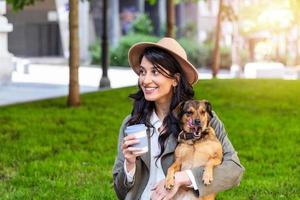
[127,47,195,159]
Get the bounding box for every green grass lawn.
[0,79,299,199]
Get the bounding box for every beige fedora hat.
[128,37,198,85]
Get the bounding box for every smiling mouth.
[143,87,158,93]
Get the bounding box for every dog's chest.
[175,140,220,170]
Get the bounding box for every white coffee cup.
[124,124,148,154]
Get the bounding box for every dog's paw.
[165,175,175,190]
[202,170,213,185]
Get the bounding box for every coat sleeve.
[112,115,134,200]
[190,111,245,197]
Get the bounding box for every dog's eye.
[186,111,193,115]
[201,111,206,114]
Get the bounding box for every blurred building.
[5,0,236,62]
[7,1,62,57]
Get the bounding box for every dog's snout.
[194,119,201,125]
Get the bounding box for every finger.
[157,192,166,200]
[124,139,140,146]
[124,135,136,141]
[123,147,143,159]
[151,185,157,192]
[133,150,147,157]
[151,191,164,200]
[122,139,140,149]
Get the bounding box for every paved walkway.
[0,63,139,106]
[1,59,238,106]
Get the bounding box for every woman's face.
[138,56,177,105]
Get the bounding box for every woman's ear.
[173,81,178,87]
[173,73,180,86]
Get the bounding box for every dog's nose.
[194,119,201,125]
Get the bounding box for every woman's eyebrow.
[139,66,156,70]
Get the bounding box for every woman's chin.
[144,96,157,102]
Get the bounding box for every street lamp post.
[99,0,110,88]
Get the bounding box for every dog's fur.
[165,100,223,200]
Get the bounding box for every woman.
[113,37,244,200]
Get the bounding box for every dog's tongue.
[188,118,193,127]
[188,119,199,133]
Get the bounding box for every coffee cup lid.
[125,124,147,134]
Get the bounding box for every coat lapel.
[161,134,178,175]
[162,134,178,157]
[139,131,178,171]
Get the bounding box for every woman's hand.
[150,171,191,200]
[122,135,144,172]
[150,179,179,200]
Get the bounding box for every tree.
[212,0,237,78]
[147,0,176,38]
[6,0,44,10]
[7,0,80,107]
[68,0,80,106]
[289,0,300,65]
[239,0,294,64]
[166,0,175,38]
[211,0,223,78]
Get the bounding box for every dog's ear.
[204,100,213,119]
[173,101,185,119]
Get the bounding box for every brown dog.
[165,100,223,200]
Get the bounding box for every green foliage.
[0,79,300,199]
[238,0,294,35]
[146,0,157,5]
[179,39,235,69]
[6,0,44,11]
[178,38,210,68]
[131,14,154,35]
[89,39,101,65]
[89,35,238,69]
[109,34,159,67]
[89,14,155,66]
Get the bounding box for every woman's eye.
[152,69,159,75]
[139,69,146,75]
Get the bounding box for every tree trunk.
[166,0,175,38]
[275,34,280,62]
[212,0,223,78]
[296,26,300,65]
[68,0,80,106]
[248,38,255,62]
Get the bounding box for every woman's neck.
[155,101,171,122]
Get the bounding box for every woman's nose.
[141,73,152,84]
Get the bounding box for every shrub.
[89,35,239,70]
[110,34,160,67]
[219,47,232,69]
[178,39,210,68]
[89,39,101,65]
[131,14,154,35]
[204,44,233,69]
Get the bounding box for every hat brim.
[128,42,198,85]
